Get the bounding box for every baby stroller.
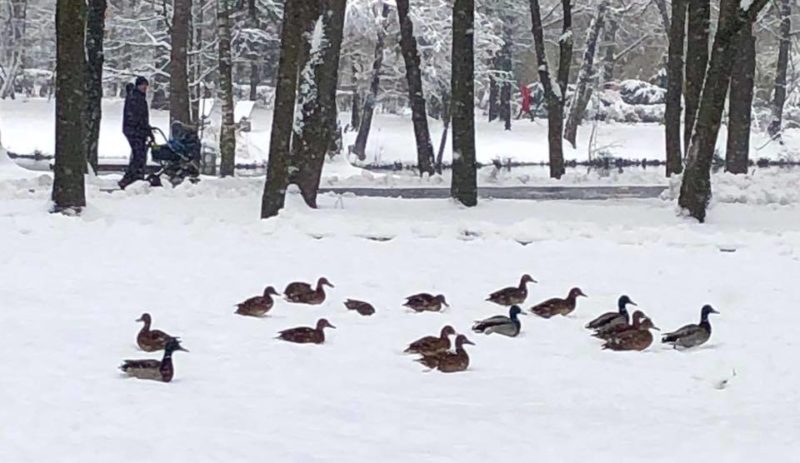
[147,121,201,187]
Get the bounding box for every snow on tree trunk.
[217,0,236,177]
[450,0,476,207]
[292,0,347,208]
[0,0,26,100]
[679,0,770,223]
[52,0,86,213]
[768,0,791,140]
[352,3,389,161]
[84,0,106,174]
[601,19,618,82]
[725,22,755,175]
[170,0,192,125]
[684,0,710,152]
[261,0,306,219]
[396,0,435,176]
[563,0,607,149]
[665,0,687,177]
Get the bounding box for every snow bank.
[664,169,800,206]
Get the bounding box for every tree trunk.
[725,22,755,174]
[352,4,389,160]
[218,0,236,177]
[563,0,607,148]
[684,0,710,152]
[500,80,511,131]
[170,0,192,125]
[488,77,499,121]
[665,0,687,176]
[768,0,791,139]
[261,0,305,219]
[678,0,769,222]
[292,0,347,208]
[653,0,671,33]
[84,0,106,174]
[248,0,260,101]
[601,18,618,82]
[396,0,436,175]
[52,0,87,212]
[450,0,476,206]
[498,16,513,131]
[0,0,26,99]
[436,90,451,174]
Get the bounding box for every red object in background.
[520,83,532,114]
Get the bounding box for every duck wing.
[278,327,317,343]
[472,315,511,333]
[405,335,445,354]
[530,297,564,318]
[487,287,518,305]
[586,312,621,330]
[661,324,700,342]
[284,282,313,298]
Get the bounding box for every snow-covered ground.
[1,159,800,460]
[2,98,799,166]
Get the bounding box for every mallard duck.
[593,310,645,340]
[415,334,475,373]
[277,318,336,344]
[486,274,537,306]
[602,316,659,351]
[136,313,175,352]
[120,337,188,383]
[344,299,376,316]
[662,304,719,349]
[472,305,524,337]
[585,295,636,331]
[530,287,587,318]
[403,293,449,312]
[404,325,456,356]
[284,277,334,305]
[235,286,280,317]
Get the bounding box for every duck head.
[317,277,334,289]
[263,286,280,297]
[630,310,645,327]
[701,304,719,320]
[440,325,456,338]
[165,337,189,353]
[509,305,525,318]
[520,274,538,287]
[454,334,475,347]
[435,294,449,307]
[618,295,637,314]
[316,318,336,330]
[640,317,660,331]
[569,287,587,299]
[136,313,152,324]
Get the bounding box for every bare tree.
[664,0,686,176]
[451,0,477,206]
[684,0,710,152]
[217,0,235,177]
[725,22,755,174]
[601,18,618,82]
[768,0,791,140]
[0,0,26,99]
[52,0,86,213]
[170,0,192,125]
[85,0,106,173]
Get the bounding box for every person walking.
[119,76,152,189]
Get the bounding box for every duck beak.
[464,339,476,346]
[177,346,190,352]
[329,323,337,329]
[135,317,143,322]
[652,325,661,331]
[629,301,638,307]
[711,309,720,314]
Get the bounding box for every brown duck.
[404,293,449,312]
[593,310,644,340]
[136,313,175,352]
[404,325,456,356]
[415,334,475,373]
[235,286,280,317]
[284,277,334,305]
[344,299,376,316]
[602,316,659,351]
[530,287,587,318]
[486,274,537,306]
[277,318,336,344]
[120,337,188,383]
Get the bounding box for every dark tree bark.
[436,90,451,174]
[563,0,607,148]
[261,0,305,218]
[352,4,390,160]
[665,0,687,176]
[601,18,618,82]
[500,79,511,131]
[52,0,87,212]
[218,0,236,177]
[170,0,192,125]
[498,17,513,131]
[85,0,106,174]
[529,0,571,179]
[679,0,770,222]
[488,77,499,121]
[396,0,436,175]
[248,0,260,101]
[292,0,347,208]
[684,0,710,152]
[725,22,755,174]
[768,0,791,139]
[451,0,476,206]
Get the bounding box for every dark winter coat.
[123,83,151,140]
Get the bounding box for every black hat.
[134,76,149,87]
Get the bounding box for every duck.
[593,310,645,340]
[344,299,376,316]
[120,337,188,383]
[284,277,334,305]
[404,325,456,356]
[135,313,175,352]
[472,305,524,337]
[235,286,280,317]
[662,304,719,349]
[276,318,336,344]
[415,334,475,373]
[602,316,659,351]
[585,295,636,331]
[530,287,587,318]
[403,293,449,312]
[486,274,537,306]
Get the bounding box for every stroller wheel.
[147,174,163,187]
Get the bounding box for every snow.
[1,166,799,461]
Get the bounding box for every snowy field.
[1,153,800,460]
[2,97,799,167]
